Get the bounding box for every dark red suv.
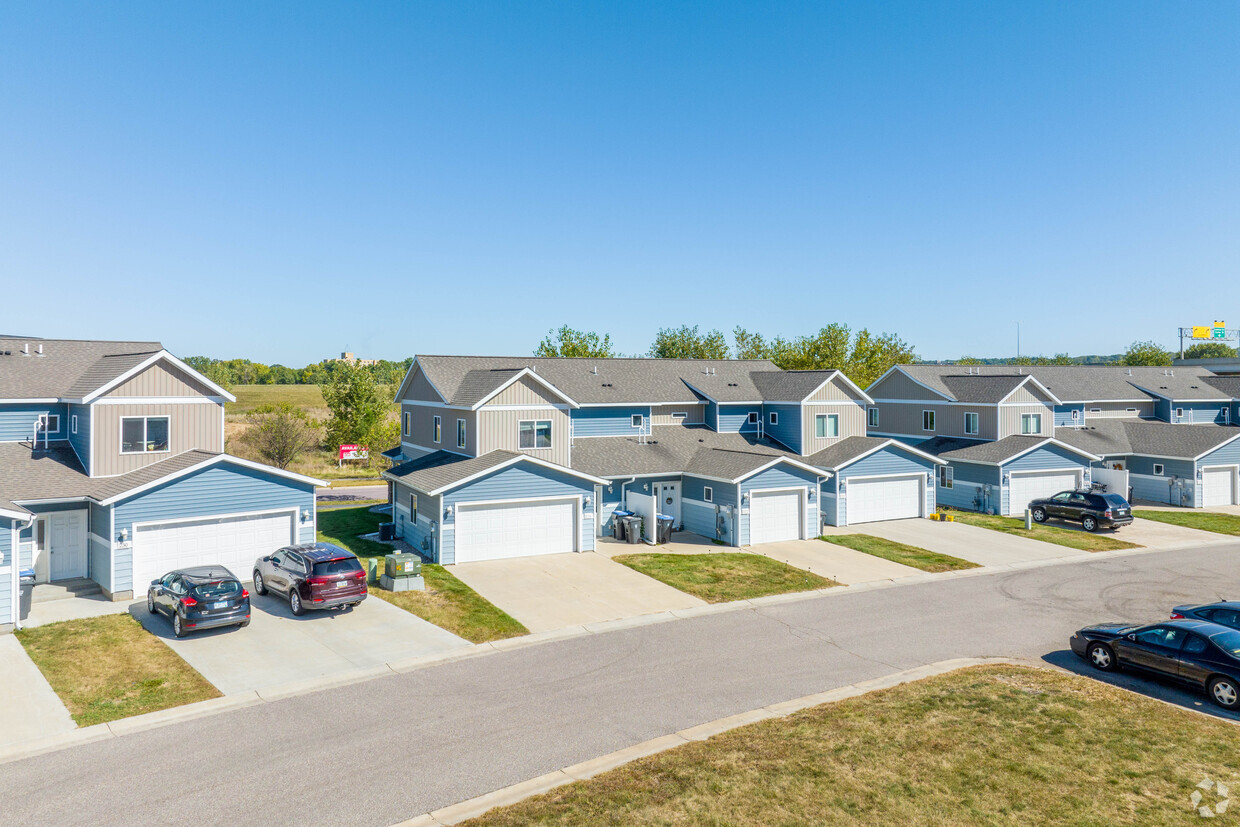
[252,543,367,615]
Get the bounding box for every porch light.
[300,509,311,522]
[741,492,749,506]
[643,483,649,491]
[444,505,454,519]
[1002,473,1011,486]
[118,528,129,542]
[583,496,592,508]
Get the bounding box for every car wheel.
[253,572,267,595]
[1087,642,1116,671]
[1031,507,1047,523]
[147,592,156,614]
[289,589,304,616]
[1082,516,1098,532]
[1209,676,1239,709]
[173,613,187,639]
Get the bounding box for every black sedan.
[1171,601,1240,631]
[1070,619,1240,709]
[1029,490,1133,532]
[147,566,251,638]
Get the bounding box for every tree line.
[183,355,412,388]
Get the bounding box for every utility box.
[385,553,422,579]
[379,523,396,542]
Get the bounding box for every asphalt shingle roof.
[384,450,529,493]
[1202,375,1240,398]
[803,436,934,470]
[748,370,851,402]
[891,365,1229,403]
[939,375,1031,403]
[0,338,163,399]
[918,435,1070,464]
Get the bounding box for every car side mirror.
[1127,634,1136,641]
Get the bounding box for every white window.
[1021,413,1041,435]
[1126,408,1138,414]
[518,419,552,449]
[402,411,410,436]
[631,414,643,428]
[409,493,418,522]
[120,415,170,454]
[964,412,979,435]
[671,412,687,420]
[1153,464,1164,476]
[769,411,778,425]
[456,418,467,449]
[867,407,879,428]
[703,486,713,503]
[1175,407,1184,419]
[433,415,441,443]
[1089,408,1101,414]
[939,465,954,489]
[922,410,935,432]
[39,414,60,435]
[747,412,759,425]
[1071,409,1080,421]
[71,414,78,434]
[815,413,839,438]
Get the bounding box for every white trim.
[456,418,467,449]
[400,399,471,410]
[1153,463,1165,476]
[395,453,608,496]
[800,371,876,405]
[453,494,584,560]
[734,455,831,484]
[822,438,948,469]
[0,506,29,521]
[769,411,778,426]
[744,485,809,544]
[97,453,325,505]
[478,404,569,411]
[517,418,554,450]
[867,407,879,428]
[71,414,78,434]
[1192,430,1240,461]
[469,368,579,410]
[433,415,441,444]
[92,396,228,406]
[402,411,410,437]
[118,413,172,456]
[996,375,1063,406]
[0,398,59,404]
[963,411,979,436]
[577,401,702,408]
[703,486,713,503]
[80,350,235,403]
[394,358,448,404]
[922,410,935,432]
[947,438,1101,467]
[813,412,840,439]
[1020,412,1043,435]
[630,414,644,428]
[873,398,999,407]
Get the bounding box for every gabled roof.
[383,449,606,495]
[919,435,1099,465]
[1203,375,1240,398]
[749,370,874,405]
[888,364,1227,404]
[568,424,788,478]
[804,436,946,470]
[1055,420,1240,460]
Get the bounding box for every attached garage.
[748,489,804,544]
[1006,469,1081,515]
[454,498,579,563]
[1202,466,1238,508]
[131,510,296,588]
[846,475,924,524]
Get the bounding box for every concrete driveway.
[752,539,923,584]
[134,592,468,695]
[825,518,1090,567]
[1069,514,1231,550]
[450,552,707,633]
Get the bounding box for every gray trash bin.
[624,515,644,543]
[612,509,633,541]
[656,514,674,544]
[19,568,35,622]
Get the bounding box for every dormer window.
[121,416,170,454]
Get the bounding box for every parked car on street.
[253,543,367,615]
[1171,601,1240,630]
[1070,618,1240,709]
[1028,490,1133,532]
[147,566,251,638]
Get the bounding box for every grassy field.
[16,614,219,726]
[1137,509,1240,536]
[612,552,837,603]
[819,533,979,572]
[468,664,1240,826]
[225,384,329,416]
[317,507,528,643]
[950,513,1141,552]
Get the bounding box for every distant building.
[333,351,380,367]
[1174,356,1240,376]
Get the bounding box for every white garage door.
[846,475,923,525]
[1202,467,1238,507]
[454,498,577,563]
[749,490,803,545]
[132,511,295,589]
[1007,470,1080,515]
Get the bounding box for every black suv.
[1028,490,1133,532]
[253,543,367,615]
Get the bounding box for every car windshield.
[1104,494,1129,507]
[313,558,362,576]
[190,579,243,599]
[1210,629,1240,657]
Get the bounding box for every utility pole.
[1016,322,1020,360]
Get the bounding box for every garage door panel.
[749,490,802,545]
[133,512,296,588]
[847,476,922,525]
[1008,471,1079,516]
[456,499,577,563]
[1203,467,1237,508]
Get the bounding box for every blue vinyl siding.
[738,464,818,545]
[682,474,737,543]
[89,501,112,589]
[1196,437,1240,507]
[939,461,1002,513]
[705,400,719,431]
[1171,403,1230,424]
[393,482,440,556]
[762,404,802,452]
[0,403,68,443]
[0,519,11,624]
[718,404,761,434]
[1054,405,1086,427]
[1154,398,1171,422]
[999,444,1091,515]
[1126,455,1195,506]
[570,406,650,438]
[110,463,316,594]
[68,404,91,473]
[833,446,936,526]
[438,464,596,564]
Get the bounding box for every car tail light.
[307,576,331,587]
[1104,509,1112,519]
[1171,612,1185,619]
[241,589,250,598]
[180,596,198,608]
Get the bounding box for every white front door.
[1202,467,1238,508]
[846,475,924,524]
[132,511,296,589]
[49,511,88,581]
[1007,470,1080,515]
[454,498,578,563]
[748,489,803,545]
[656,482,680,527]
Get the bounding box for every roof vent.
[1127,368,1132,376]
[20,343,30,356]
[591,365,598,375]
[35,343,44,356]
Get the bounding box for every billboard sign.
[338,444,369,462]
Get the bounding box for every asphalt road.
[4,543,1240,826]
[316,483,388,502]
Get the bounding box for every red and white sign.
[338,444,369,462]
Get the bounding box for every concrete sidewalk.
[751,539,923,584]
[827,519,1090,568]
[0,636,74,748]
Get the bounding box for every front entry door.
[656,482,681,528]
[49,511,88,580]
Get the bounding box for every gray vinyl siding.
[109,464,316,594]
[762,404,802,452]
[873,402,997,441]
[998,404,1053,439]
[91,402,224,476]
[477,408,571,466]
[0,520,11,624]
[68,403,91,473]
[483,375,565,407]
[808,377,865,403]
[650,404,706,426]
[0,403,68,442]
[718,404,761,433]
[89,501,111,589]
[393,482,441,557]
[869,370,948,401]
[570,406,650,438]
[104,362,217,398]
[802,403,866,456]
[833,447,935,526]
[939,461,1002,512]
[401,404,475,456]
[1088,401,1155,420]
[1005,384,1055,405]
[399,364,447,403]
[437,464,596,565]
[738,465,818,545]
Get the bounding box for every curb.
[395,657,1019,826]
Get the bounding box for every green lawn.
[16,614,220,726]
[612,552,837,603]
[950,513,1141,552]
[468,664,1240,826]
[317,507,527,643]
[1136,509,1240,536]
[819,534,979,572]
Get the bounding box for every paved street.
[3,542,1239,826]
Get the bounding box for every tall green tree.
[321,361,388,447]
[733,327,773,360]
[535,326,617,358]
[738,324,916,388]
[1184,342,1236,359]
[1122,340,1174,367]
[242,403,320,469]
[649,325,730,359]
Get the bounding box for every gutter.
[12,514,34,630]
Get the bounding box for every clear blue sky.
[3,2,1237,365]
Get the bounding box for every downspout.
[617,476,637,538]
[14,514,35,630]
[816,474,830,533]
